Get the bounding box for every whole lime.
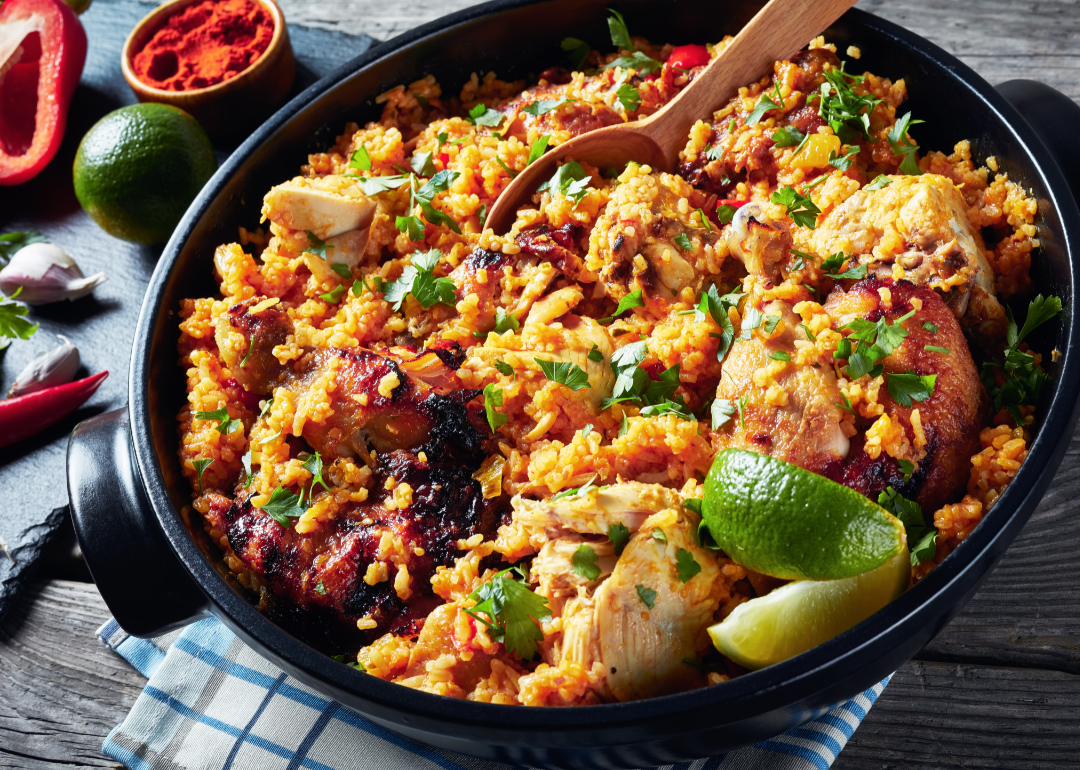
[702,448,905,580]
[73,104,216,245]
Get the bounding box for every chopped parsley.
[192,458,213,495]
[522,96,575,116]
[837,392,855,415]
[771,186,821,229]
[302,451,330,494]
[693,286,742,360]
[737,306,765,342]
[395,170,462,239]
[809,62,883,143]
[494,359,515,377]
[771,125,805,147]
[925,345,950,354]
[616,83,641,112]
[822,253,868,280]
[314,581,328,595]
[259,486,307,527]
[696,208,712,231]
[355,174,410,196]
[619,411,630,437]
[799,322,817,341]
[411,150,436,177]
[527,134,551,166]
[770,350,792,362]
[572,544,601,581]
[464,566,552,659]
[835,309,916,379]
[587,344,604,363]
[878,486,936,566]
[241,449,253,488]
[304,230,331,259]
[674,233,693,251]
[468,103,504,127]
[330,263,352,281]
[866,174,892,191]
[194,407,243,435]
[240,337,256,368]
[382,248,458,310]
[599,289,645,322]
[607,8,633,49]
[581,424,593,438]
[981,294,1062,421]
[897,458,916,481]
[561,36,591,69]
[746,92,782,126]
[828,147,860,171]
[706,145,725,162]
[483,383,508,432]
[652,528,667,544]
[887,371,937,407]
[0,229,47,264]
[535,358,591,390]
[0,288,37,341]
[494,155,518,178]
[319,285,346,303]
[716,203,737,225]
[675,548,702,583]
[635,584,657,609]
[639,399,694,420]
[887,112,925,176]
[923,321,939,334]
[539,160,591,205]
[604,50,661,74]
[711,398,736,430]
[551,475,599,501]
[608,522,630,556]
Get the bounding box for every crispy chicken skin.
[204,450,503,654]
[216,298,292,394]
[824,278,988,510]
[716,299,850,476]
[809,174,1007,338]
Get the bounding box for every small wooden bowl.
[121,0,296,138]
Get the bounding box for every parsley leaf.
[866,174,892,191]
[828,146,860,171]
[494,359,515,377]
[0,230,47,265]
[888,112,925,176]
[981,294,1062,421]
[923,321,938,334]
[897,458,916,481]
[887,371,937,407]
[528,134,551,166]
[925,345,950,354]
[635,584,657,609]
[837,392,855,415]
[492,306,520,335]
[639,398,694,420]
[411,151,436,177]
[770,350,792,361]
[619,411,630,437]
[192,458,213,495]
[600,289,644,322]
[320,285,346,303]
[304,230,331,259]
[535,358,591,391]
[350,146,372,171]
[194,407,243,435]
[696,208,712,231]
[675,547,702,583]
[608,523,630,556]
[468,103,504,128]
[522,97,575,116]
[674,233,693,251]
[771,186,821,229]
[587,344,604,363]
[810,61,883,142]
[561,37,591,69]
[604,50,661,74]
[259,486,306,527]
[572,544,601,580]
[464,567,552,660]
[616,83,641,112]
[652,528,667,544]
[716,203,737,224]
[314,580,328,595]
[711,398,736,429]
[302,451,330,494]
[771,126,805,147]
[746,93,781,126]
[706,144,725,162]
[383,249,457,310]
[878,486,936,566]
[1014,294,1063,346]
[737,306,765,342]
[540,161,591,205]
[607,8,633,49]
[483,383,509,432]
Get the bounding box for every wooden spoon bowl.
[484,0,858,233]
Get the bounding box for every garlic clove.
[8,335,80,397]
[0,243,107,305]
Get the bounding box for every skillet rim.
[127,0,1080,733]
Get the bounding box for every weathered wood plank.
[0,581,141,769]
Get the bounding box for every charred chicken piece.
[204,450,505,654]
[216,298,293,395]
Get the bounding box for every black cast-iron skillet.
[66,1,1080,766]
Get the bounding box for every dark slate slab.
[0,0,374,620]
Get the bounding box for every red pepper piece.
[718,199,751,208]
[0,0,87,186]
[0,369,106,448]
[667,44,711,71]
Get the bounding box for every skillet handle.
[996,79,1080,202]
[67,408,209,638]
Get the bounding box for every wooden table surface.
[2,0,1078,767]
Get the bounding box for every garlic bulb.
[8,335,80,397]
[0,243,106,305]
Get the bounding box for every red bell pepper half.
[0,0,87,186]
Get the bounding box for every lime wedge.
[702,449,905,580]
[708,547,910,670]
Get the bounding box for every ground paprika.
[130,0,273,91]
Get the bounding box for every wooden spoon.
[485,0,858,234]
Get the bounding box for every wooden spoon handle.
[643,0,858,167]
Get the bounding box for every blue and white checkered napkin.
[97,616,888,770]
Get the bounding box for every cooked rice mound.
[177,33,1045,705]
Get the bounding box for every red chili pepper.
[717,199,750,208]
[0,0,87,186]
[0,370,106,448]
[667,44,711,71]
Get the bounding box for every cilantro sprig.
[464,566,552,659]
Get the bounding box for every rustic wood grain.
[2,0,1077,768]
